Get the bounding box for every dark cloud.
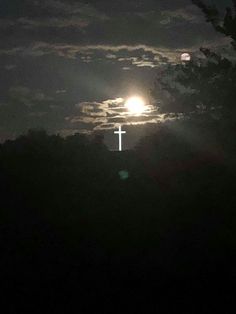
[0,85,72,138]
[0,0,225,50]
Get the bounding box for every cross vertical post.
[114,125,126,151]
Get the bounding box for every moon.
[125,96,146,115]
[181,53,191,62]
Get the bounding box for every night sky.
[0,0,231,148]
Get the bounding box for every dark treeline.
[1,119,236,313]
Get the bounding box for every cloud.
[122,67,131,71]
[4,64,16,70]
[56,89,66,94]
[65,97,170,132]
[1,37,231,68]
[0,0,107,36]
[16,17,90,29]
[0,0,107,20]
[9,86,53,107]
[78,102,107,117]
[0,42,197,65]
[58,128,92,137]
[0,85,74,139]
[160,5,205,25]
[0,0,232,143]
[0,0,226,53]
[28,111,48,117]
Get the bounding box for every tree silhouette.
[152,0,236,121]
[193,0,236,48]
[1,128,236,312]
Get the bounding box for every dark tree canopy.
[1,127,236,312]
[152,0,236,121]
[193,0,236,47]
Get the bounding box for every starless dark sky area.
[0,0,232,148]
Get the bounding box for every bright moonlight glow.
[125,96,146,115]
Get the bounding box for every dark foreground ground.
[1,120,236,313]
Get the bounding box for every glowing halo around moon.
[125,96,146,115]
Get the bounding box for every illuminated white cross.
[114,125,126,151]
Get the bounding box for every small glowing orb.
[181,53,191,62]
[125,96,146,114]
[119,170,129,180]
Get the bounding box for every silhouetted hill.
[1,122,236,313]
